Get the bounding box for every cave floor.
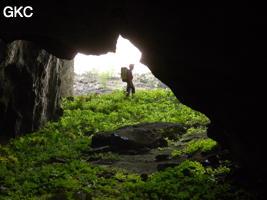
[91,129,211,175]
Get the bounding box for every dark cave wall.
[0,39,73,140]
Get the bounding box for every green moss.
[185,126,207,136]
[58,89,210,136]
[0,89,251,200]
[121,161,231,200]
[184,139,217,155]
[172,138,217,157]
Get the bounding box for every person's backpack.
[121,67,129,82]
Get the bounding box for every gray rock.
[91,122,186,154]
[60,59,74,97]
[157,163,179,171]
[0,40,73,140]
[155,154,170,162]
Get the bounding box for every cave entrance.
[68,35,212,174]
[73,35,169,96]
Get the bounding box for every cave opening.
[56,35,218,179]
[73,35,169,96]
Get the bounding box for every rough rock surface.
[0,39,73,141]
[60,60,74,97]
[91,122,186,154]
[91,123,210,174]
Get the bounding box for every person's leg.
[131,81,135,94]
[126,81,130,97]
[128,81,135,96]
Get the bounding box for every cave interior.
[0,2,266,198]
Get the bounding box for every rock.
[83,146,111,154]
[157,163,179,171]
[0,40,73,140]
[99,171,115,179]
[60,59,74,97]
[92,122,186,154]
[140,173,148,181]
[155,154,170,162]
[73,72,170,96]
[47,156,67,164]
[73,192,90,200]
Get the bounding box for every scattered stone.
[74,72,169,96]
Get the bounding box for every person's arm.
[128,70,133,80]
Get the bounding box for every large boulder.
[92,122,186,154]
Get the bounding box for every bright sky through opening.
[74,35,151,75]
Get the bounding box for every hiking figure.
[121,64,135,97]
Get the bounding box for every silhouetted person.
[126,64,135,97]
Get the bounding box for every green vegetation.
[59,89,209,135]
[0,89,251,199]
[171,139,217,157]
[122,161,231,200]
[185,126,207,136]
